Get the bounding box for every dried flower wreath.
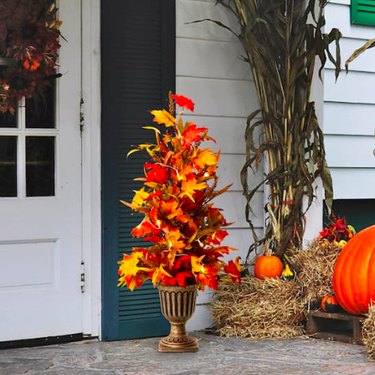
[0,0,62,114]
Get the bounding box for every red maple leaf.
[224,258,242,284]
[182,124,208,147]
[171,94,195,112]
[145,163,169,184]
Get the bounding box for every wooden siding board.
[182,115,246,154]
[324,102,375,136]
[217,154,263,192]
[330,169,375,198]
[325,70,375,104]
[330,0,350,4]
[324,2,375,199]
[176,0,239,42]
[177,38,250,80]
[337,37,375,73]
[325,135,375,168]
[326,3,375,39]
[176,77,258,117]
[214,191,264,229]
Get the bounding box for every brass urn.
[158,284,198,352]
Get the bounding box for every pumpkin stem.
[265,248,273,257]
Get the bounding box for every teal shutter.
[351,0,375,26]
[101,0,175,341]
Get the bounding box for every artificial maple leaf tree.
[118,93,241,291]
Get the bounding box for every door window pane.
[0,111,17,128]
[0,136,17,197]
[26,136,55,197]
[26,84,55,129]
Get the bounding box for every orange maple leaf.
[191,255,219,291]
[160,199,184,220]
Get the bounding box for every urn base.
[158,334,198,353]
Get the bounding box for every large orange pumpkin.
[254,251,283,280]
[333,225,375,315]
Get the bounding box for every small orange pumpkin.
[321,295,340,313]
[333,225,375,315]
[254,250,283,280]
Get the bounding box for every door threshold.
[0,333,95,349]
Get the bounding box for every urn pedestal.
[158,284,198,352]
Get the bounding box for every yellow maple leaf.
[152,265,172,287]
[194,148,218,169]
[150,109,175,127]
[191,255,206,275]
[181,176,207,201]
[131,188,149,207]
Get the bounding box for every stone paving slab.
[1,332,375,375]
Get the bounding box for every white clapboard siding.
[177,38,249,80]
[331,169,375,198]
[325,69,375,104]
[339,37,375,73]
[182,115,245,154]
[177,0,262,330]
[325,2,375,40]
[325,1,375,199]
[177,77,257,117]
[177,0,239,42]
[214,191,264,229]
[325,135,375,167]
[324,102,375,136]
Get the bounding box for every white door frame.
[81,0,102,338]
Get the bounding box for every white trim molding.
[81,0,101,338]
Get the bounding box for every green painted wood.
[351,0,375,26]
[101,0,175,341]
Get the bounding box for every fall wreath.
[0,0,62,114]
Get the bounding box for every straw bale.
[363,304,375,360]
[212,276,305,339]
[289,240,341,307]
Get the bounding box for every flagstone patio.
[1,332,375,375]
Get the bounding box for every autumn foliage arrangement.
[318,216,356,248]
[118,94,241,292]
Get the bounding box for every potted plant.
[118,93,241,352]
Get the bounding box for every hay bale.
[212,276,305,339]
[363,304,375,360]
[289,240,341,307]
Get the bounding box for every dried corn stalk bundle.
[363,305,375,360]
[213,276,305,339]
[289,241,341,308]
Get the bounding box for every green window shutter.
[101,0,175,341]
[351,0,375,26]
[330,199,375,232]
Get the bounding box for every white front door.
[0,1,83,341]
